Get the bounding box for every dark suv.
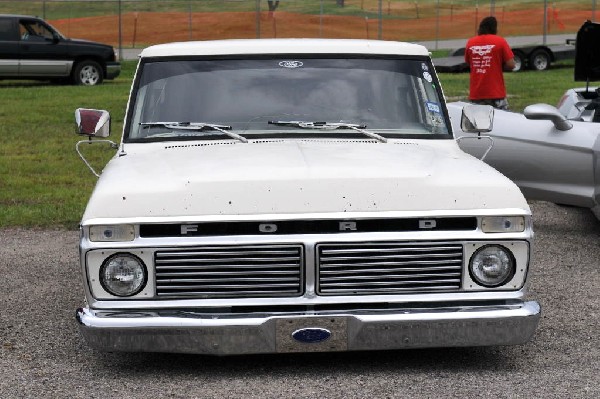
[0,14,120,85]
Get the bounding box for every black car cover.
[575,20,600,82]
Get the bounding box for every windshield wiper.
[267,120,387,143]
[140,122,247,143]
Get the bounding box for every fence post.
[118,0,122,60]
[435,0,440,50]
[189,0,192,41]
[256,0,261,38]
[475,3,478,33]
[378,0,382,39]
[543,0,547,45]
[319,0,323,38]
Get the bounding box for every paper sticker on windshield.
[279,61,304,69]
[426,102,444,127]
[426,101,441,113]
[423,71,433,82]
[421,63,429,71]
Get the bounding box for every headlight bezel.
[99,253,148,297]
[468,244,516,288]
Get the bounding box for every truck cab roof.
[139,38,431,58]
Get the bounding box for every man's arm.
[504,57,516,71]
[501,38,516,71]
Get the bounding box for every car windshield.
[126,57,451,142]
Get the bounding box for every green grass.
[0,61,136,228]
[0,59,579,228]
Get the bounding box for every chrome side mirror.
[75,108,118,178]
[75,108,111,137]
[456,104,495,161]
[460,104,494,133]
[524,103,573,131]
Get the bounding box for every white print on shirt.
[469,44,496,74]
[470,44,495,56]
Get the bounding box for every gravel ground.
[1,201,598,399]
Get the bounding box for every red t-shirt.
[465,34,514,100]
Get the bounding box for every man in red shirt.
[465,16,516,110]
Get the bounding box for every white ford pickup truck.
[74,38,540,355]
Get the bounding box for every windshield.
[125,57,451,142]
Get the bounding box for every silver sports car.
[450,20,600,218]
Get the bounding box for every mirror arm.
[76,139,117,178]
[456,135,494,161]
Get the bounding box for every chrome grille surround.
[317,241,464,295]
[154,244,303,298]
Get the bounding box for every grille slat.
[159,283,300,289]
[156,256,299,264]
[322,259,462,269]
[318,242,464,295]
[158,277,301,284]
[320,285,460,294]
[320,273,462,282]
[320,267,461,275]
[157,249,300,257]
[158,270,300,277]
[320,245,462,254]
[157,289,300,297]
[156,263,299,270]
[155,245,303,298]
[318,279,461,288]
[322,252,463,261]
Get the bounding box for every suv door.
[0,17,19,76]
[18,18,71,77]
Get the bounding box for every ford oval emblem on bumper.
[292,328,331,344]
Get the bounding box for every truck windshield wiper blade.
[267,120,387,143]
[140,122,247,143]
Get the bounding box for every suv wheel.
[73,60,103,86]
[529,50,551,71]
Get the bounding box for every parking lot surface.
[1,201,598,398]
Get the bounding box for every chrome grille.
[155,245,303,298]
[317,242,463,295]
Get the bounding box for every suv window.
[0,18,14,41]
[19,20,55,41]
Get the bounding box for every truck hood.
[81,139,528,223]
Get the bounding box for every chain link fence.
[1,0,597,52]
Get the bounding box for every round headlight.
[469,245,515,287]
[100,253,147,297]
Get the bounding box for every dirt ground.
[50,8,589,47]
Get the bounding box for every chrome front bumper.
[105,62,121,80]
[76,301,540,355]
